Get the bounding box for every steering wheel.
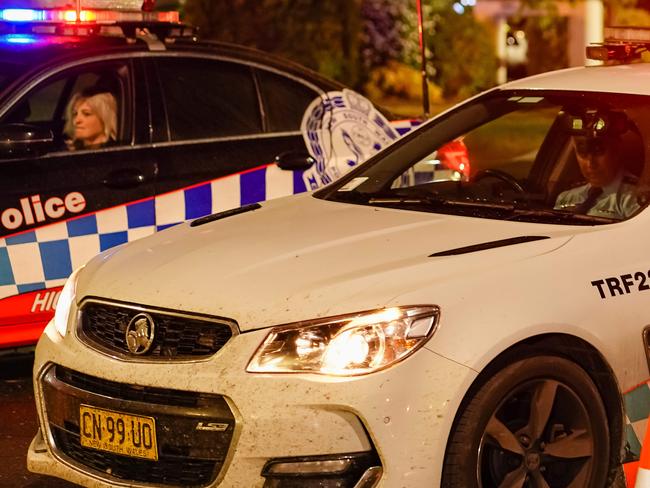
[473,169,525,193]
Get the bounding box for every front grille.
[56,366,208,408]
[42,365,236,488]
[52,426,217,486]
[79,300,235,359]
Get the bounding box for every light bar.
[0,8,96,22]
[585,26,650,62]
[585,44,642,62]
[604,26,650,43]
[0,1,145,8]
[0,7,178,24]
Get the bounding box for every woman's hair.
[63,90,117,146]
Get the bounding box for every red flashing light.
[438,140,470,178]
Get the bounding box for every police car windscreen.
[321,91,650,224]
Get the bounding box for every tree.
[182,0,496,98]
[360,0,404,71]
[183,0,278,46]
[398,0,497,99]
[183,0,363,87]
[429,5,497,99]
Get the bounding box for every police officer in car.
[554,132,640,220]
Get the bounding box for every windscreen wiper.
[369,195,516,211]
[505,207,616,224]
[368,195,617,223]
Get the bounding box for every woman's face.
[73,99,105,146]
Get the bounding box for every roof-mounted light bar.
[604,26,650,43]
[586,26,650,62]
[1,1,147,8]
[0,8,93,22]
[0,7,178,24]
[586,44,643,62]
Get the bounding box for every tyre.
[441,355,610,487]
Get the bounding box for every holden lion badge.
[125,313,155,354]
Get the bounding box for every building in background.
[475,0,604,83]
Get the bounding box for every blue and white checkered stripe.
[391,119,422,136]
[0,164,303,300]
[625,381,650,461]
[0,200,157,299]
[154,164,305,229]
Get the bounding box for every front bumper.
[28,320,476,487]
[39,364,235,486]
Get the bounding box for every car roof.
[0,35,344,90]
[173,39,345,89]
[500,63,650,96]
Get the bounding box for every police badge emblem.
[300,89,399,190]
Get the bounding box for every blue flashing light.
[452,2,465,14]
[3,34,39,44]
[0,9,43,22]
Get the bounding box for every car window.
[462,106,557,180]
[324,91,650,225]
[0,60,130,154]
[256,68,320,132]
[21,78,67,122]
[156,57,261,140]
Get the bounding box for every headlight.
[53,266,83,337]
[247,306,439,376]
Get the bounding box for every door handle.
[275,151,315,171]
[103,169,147,189]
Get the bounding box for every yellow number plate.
[79,405,158,461]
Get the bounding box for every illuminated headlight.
[53,266,83,337]
[247,306,439,376]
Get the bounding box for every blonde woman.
[64,90,117,150]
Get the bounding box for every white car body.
[28,63,650,487]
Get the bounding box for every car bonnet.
[77,193,575,331]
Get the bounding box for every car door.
[253,66,330,196]
[147,54,323,229]
[0,57,156,346]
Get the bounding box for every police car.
[30,25,650,488]
[0,1,418,352]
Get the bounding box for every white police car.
[28,27,650,488]
[0,1,416,351]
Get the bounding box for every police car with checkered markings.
[26,27,650,488]
[0,1,417,352]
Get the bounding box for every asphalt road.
[0,353,76,488]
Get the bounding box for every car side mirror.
[0,124,55,158]
[275,151,315,171]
